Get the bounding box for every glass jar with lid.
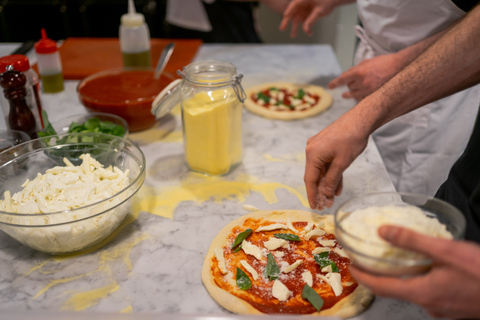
[152,60,246,176]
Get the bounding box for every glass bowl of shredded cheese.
[335,192,466,277]
[0,132,145,254]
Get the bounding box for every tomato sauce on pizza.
[251,87,321,112]
[209,218,358,314]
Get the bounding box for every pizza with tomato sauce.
[201,210,373,316]
[243,82,332,120]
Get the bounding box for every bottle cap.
[34,29,58,54]
[0,54,31,73]
[121,0,145,27]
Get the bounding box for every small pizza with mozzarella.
[244,82,332,120]
[202,210,373,317]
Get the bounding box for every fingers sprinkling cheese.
[214,247,228,274]
[240,260,258,280]
[256,224,288,232]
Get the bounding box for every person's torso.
[357,0,465,53]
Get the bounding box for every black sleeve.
[451,0,480,12]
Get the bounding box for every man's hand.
[350,225,480,319]
[279,0,342,38]
[304,111,369,209]
[328,53,406,101]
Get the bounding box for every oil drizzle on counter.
[29,233,150,311]
[134,173,309,219]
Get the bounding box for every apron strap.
[354,25,390,57]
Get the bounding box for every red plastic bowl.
[77,68,175,132]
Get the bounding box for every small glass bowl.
[0,129,31,165]
[49,112,129,138]
[335,192,466,277]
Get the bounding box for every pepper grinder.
[0,65,38,139]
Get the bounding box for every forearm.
[357,4,480,134]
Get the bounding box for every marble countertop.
[0,43,435,320]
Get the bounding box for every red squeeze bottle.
[0,65,38,139]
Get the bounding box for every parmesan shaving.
[240,260,258,280]
[256,224,288,232]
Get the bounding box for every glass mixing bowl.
[335,192,466,277]
[0,132,145,254]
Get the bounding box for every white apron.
[355,0,480,196]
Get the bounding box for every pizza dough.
[202,210,373,317]
[244,82,333,120]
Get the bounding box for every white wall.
[255,3,358,71]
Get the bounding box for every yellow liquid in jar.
[41,73,64,93]
[182,89,242,176]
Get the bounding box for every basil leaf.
[236,267,252,290]
[331,262,339,273]
[264,252,280,281]
[38,110,57,137]
[314,253,339,272]
[302,284,324,311]
[295,88,305,99]
[231,228,253,250]
[314,252,332,268]
[257,92,270,103]
[268,87,279,91]
[232,245,242,253]
[274,233,301,242]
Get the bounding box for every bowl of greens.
[38,112,129,166]
[39,111,128,138]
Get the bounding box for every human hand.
[350,225,480,319]
[279,0,339,38]
[304,112,369,209]
[328,53,406,101]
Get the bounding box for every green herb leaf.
[331,262,339,273]
[295,88,305,99]
[314,252,339,272]
[268,87,279,91]
[231,228,253,250]
[314,252,332,268]
[232,245,242,253]
[274,233,301,241]
[257,92,270,103]
[264,252,280,281]
[236,267,252,290]
[302,284,324,311]
[38,110,57,137]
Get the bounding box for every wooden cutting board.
[33,37,203,80]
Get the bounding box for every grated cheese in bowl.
[0,132,145,254]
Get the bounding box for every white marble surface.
[0,44,437,320]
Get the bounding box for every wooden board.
[33,37,202,80]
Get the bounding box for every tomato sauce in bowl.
[77,68,175,132]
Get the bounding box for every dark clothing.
[451,0,479,12]
[164,1,261,43]
[435,106,480,243]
